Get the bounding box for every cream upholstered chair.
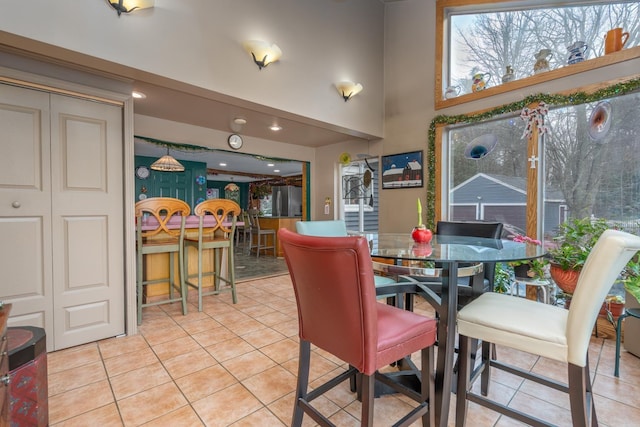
[455,229,640,426]
[135,197,190,325]
[278,228,437,427]
[183,199,241,311]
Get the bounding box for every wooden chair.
[248,210,276,257]
[135,197,190,325]
[184,199,241,311]
[278,228,437,427]
[235,210,251,248]
[456,229,640,426]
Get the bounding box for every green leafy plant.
[623,258,640,304]
[547,217,611,271]
[507,234,548,279]
[493,263,511,293]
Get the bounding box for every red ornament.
[411,225,433,244]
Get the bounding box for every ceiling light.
[335,81,363,102]
[267,163,275,167]
[233,117,247,125]
[242,40,282,70]
[274,169,280,173]
[150,148,185,172]
[269,125,282,131]
[107,0,155,16]
[132,91,146,99]
[219,163,227,167]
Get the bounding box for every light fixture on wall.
[335,81,363,102]
[242,40,282,70]
[107,0,155,16]
[150,148,185,172]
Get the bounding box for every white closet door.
[50,94,124,350]
[0,83,125,351]
[0,84,53,339]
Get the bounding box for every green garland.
[426,77,640,230]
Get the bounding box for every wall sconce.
[242,40,282,70]
[335,81,363,102]
[150,148,185,172]
[107,0,155,16]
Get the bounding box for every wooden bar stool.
[248,210,276,257]
[184,199,241,311]
[135,197,190,325]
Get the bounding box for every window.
[436,0,640,108]
[438,78,640,243]
[342,162,374,213]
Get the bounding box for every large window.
[436,0,640,108]
[440,80,640,243]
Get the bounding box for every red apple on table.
[411,225,433,244]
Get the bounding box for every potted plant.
[547,217,610,294]
[623,258,640,306]
[508,234,548,280]
[493,262,511,294]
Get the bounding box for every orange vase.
[550,263,580,294]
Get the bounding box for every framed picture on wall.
[206,188,219,199]
[381,150,424,189]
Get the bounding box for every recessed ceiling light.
[132,91,146,99]
[267,163,275,167]
[233,117,247,125]
[219,162,227,167]
[274,169,280,173]
[269,125,282,131]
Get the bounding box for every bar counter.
[255,216,300,257]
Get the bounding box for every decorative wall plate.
[588,101,612,141]
[464,134,498,159]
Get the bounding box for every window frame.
[435,0,640,110]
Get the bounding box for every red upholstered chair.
[278,228,438,427]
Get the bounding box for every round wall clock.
[228,134,243,150]
[136,166,150,179]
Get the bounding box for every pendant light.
[150,148,185,172]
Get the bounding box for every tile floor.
[47,272,640,426]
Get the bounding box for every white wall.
[0,0,385,137]
[380,0,437,232]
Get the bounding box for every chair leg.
[421,345,435,427]
[568,362,598,427]
[614,311,628,377]
[292,340,311,427]
[455,335,471,427]
[480,341,491,396]
[227,245,237,304]
[179,244,188,316]
[136,251,144,325]
[361,373,375,427]
[197,245,204,312]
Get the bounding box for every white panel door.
[50,94,124,350]
[0,83,125,351]
[0,84,53,336]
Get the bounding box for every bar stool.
[235,210,251,248]
[135,197,190,325]
[248,210,276,257]
[184,199,241,311]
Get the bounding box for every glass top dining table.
[358,232,546,427]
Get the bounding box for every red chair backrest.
[278,228,379,373]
